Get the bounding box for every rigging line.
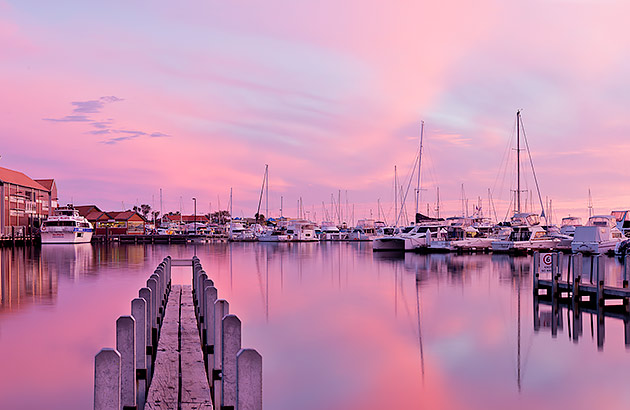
[519,116,546,218]
[399,146,421,222]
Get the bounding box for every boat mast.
[436,187,440,219]
[415,121,424,216]
[516,110,521,214]
[394,166,399,226]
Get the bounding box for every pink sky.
[1,0,630,222]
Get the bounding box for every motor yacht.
[41,205,94,244]
[492,213,558,253]
[571,215,624,254]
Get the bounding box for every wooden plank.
[172,259,194,267]
[146,286,181,408]
[180,286,213,408]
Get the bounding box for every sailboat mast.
[394,166,399,226]
[436,187,440,219]
[415,121,424,216]
[265,165,269,219]
[517,110,521,214]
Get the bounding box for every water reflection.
[1,247,57,312]
[533,254,630,351]
[1,244,630,409]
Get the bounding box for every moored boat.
[41,205,94,244]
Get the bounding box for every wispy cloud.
[44,96,172,144]
[43,115,91,122]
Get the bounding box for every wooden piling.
[94,348,122,410]
[532,251,539,292]
[204,286,218,371]
[116,316,137,410]
[213,299,229,406]
[236,349,263,410]
[222,314,242,409]
[131,298,147,410]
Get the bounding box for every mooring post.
[551,252,559,298]
[213,299,230,406]
[94,348,121,410]
[204,286,218,370]
[150,274,162,320]
[198,272,208,321]
[131,298,147,409]
[138,288,153,374]
[236,349,263,410]
[596,255,604,307]
[222,314,242,409]
[146,278,159,347]
[116,316,137,410]
[532,251,539,292]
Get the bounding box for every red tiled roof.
[108,211,146,222]
[34,179,55,190]
[75,205,102,217]
[85,211,113,221]
[0,166,49,191]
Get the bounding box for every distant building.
[0,166,55,236]
[162,214,209,224]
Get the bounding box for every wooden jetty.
[532,251,630,349]
[94,256,262,410]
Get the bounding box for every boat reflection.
[0,244,97,313]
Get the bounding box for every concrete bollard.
[222,315,242,409]
[213,299,229,406]
[116,316,136,409]
[94,348,121,410]
[236,349,263,410]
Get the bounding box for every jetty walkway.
[94,256,262,410]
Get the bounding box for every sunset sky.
[2,0,630,223]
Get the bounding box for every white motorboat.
[228,222,256,241]
[571,215,624,254]
[492,213,558,253]
[41,205,94,244]
[286,220,319,242]
[347,219,380,241]
[257,228,290,242]
[319,222,345,241]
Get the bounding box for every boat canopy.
[586,215,616,228]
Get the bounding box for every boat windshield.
[44,221,77,227]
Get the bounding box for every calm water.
[1,243,630,409]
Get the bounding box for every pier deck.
[146,285,212,409]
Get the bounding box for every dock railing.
[94,256,263,410]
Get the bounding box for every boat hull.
[41,230,93,244]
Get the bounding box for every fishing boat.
[41,205,94,244]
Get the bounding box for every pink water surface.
[1,243,630,409]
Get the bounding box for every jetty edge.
[93,256,263,410]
